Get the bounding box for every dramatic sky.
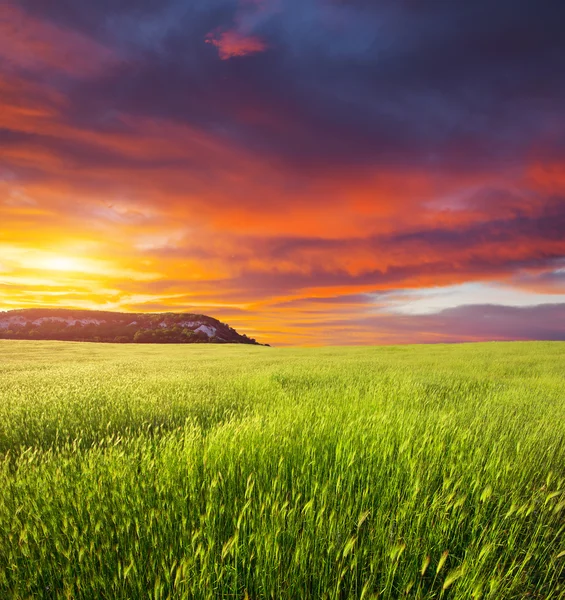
[1,0,565,345]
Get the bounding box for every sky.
[1,0,565,345]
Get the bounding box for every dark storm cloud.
[13,0,565,171]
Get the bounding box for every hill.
[0,308,266,345]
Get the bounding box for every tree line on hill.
[0,310,263,345]
[0,323,233,344]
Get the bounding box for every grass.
[0,340,564,599]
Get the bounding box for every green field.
[0,340,564,599]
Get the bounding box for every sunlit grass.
[0,341,564,598]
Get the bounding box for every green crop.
[0,340,564,598]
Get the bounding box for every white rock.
[194,324,216,337]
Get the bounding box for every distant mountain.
[0,309,267,345]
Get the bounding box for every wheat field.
[0,340,564,599]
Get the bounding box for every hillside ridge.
[0,308,267,345]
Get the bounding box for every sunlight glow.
[40,256,84,272]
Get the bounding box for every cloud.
[2,0,565,344]
[206,29,267,59]
[371,303,565,345]
[0,4,117,75]
[384,282,565,315]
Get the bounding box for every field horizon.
[1,340,564,598]
[0,332,552,349]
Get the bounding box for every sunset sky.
[1,0,565,345]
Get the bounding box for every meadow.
[0,340,564,599]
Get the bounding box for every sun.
[41,255,82,272]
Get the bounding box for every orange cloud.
[205,29,267,59]
[2,2,565,345]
